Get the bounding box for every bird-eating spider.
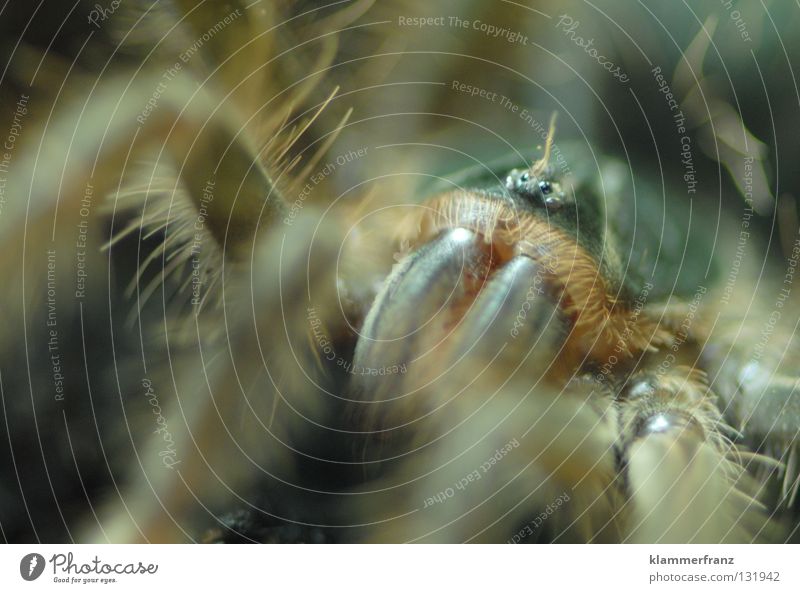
[1,0,798,545]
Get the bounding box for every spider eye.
[520,172,530,183]
[539,180,552,194]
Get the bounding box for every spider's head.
[504,166,571,211]
[503,113,573,213]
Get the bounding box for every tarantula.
[330,120,798,543]
[1,0,798,544]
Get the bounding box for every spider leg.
[702,310,800,510]
[84,212,351,542]
[617,365,778,543]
